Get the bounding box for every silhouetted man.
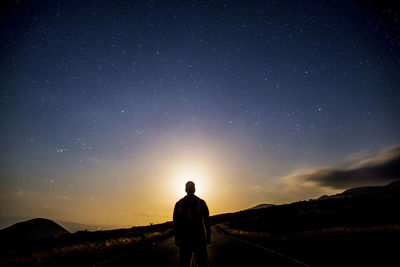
[173,181,211,267]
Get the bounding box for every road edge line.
[215,225,311,267]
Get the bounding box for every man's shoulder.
[175,195,190,205]
[175,197,185,206]
[193,196,208,209]
[176,194,207,205]
[197,197,206,205]
[191,195,208,205]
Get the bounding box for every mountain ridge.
[318,180,400,200]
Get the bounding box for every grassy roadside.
[0,224,173,266]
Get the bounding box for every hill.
[318,180,400,200]
[0,217,118,233]
[248,203,275,210]
[216,180,400,267]
[0,216,31,230]
[0,218,69,247]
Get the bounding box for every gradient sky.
[1,0,399,228]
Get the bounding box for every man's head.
[185,181,195,194]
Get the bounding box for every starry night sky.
[1,0,400,227]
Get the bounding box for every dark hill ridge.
[212,180,400,230]
[318,179,400,200]
[249,203,275,210]
[0,217,118,232]
[214,180,400,267]
[0,218,69,246]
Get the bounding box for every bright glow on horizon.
[170,166,211,199]
[0,132,344,228]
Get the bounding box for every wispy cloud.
[286,144,400,189]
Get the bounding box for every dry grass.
[219,223,276,240]
[0,229,172,266]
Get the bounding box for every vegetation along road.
[98,226,309,267]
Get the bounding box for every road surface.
[98,226,308,267]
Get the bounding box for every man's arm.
[203,201,211,244]
[173,202,181,246]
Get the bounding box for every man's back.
[173,194,210,247]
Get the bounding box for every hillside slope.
[0,218,69,247]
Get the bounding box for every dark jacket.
[173,194,210,247]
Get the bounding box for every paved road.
[99,226,308,267]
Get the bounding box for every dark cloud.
[291,145,400,189]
